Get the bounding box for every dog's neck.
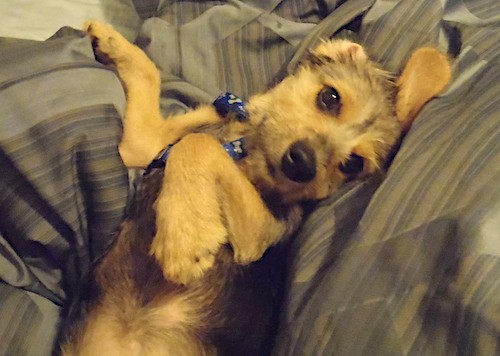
[144,93,250,175]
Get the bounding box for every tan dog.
[62,21,450,355]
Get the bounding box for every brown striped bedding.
[0,0,498,354]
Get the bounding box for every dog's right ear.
[396,48,451,133]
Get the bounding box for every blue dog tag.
[223,137,247,161]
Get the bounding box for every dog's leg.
[217,168,302,266]
[151,133,299,285]
[84,21,224,168]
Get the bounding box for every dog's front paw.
[150,238,217,286]
[150,189,229,285]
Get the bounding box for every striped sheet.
[0,31,128,354]
[273,1,500,355]
[137,0,341,114]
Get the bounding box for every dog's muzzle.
[281,140,316,183]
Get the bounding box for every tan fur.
[62,21,451,355]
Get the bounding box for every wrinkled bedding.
[0,0,499,354]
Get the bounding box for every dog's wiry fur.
[62,21,450,355]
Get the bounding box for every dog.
[61,20,451,355]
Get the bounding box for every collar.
[144,137,247,175]
[144,93,248,175]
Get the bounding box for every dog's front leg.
[85,21,225,168]
[151,133,298,285]
[217,167,303,266]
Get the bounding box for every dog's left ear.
[302,39,369,68]
[396,48,451,133]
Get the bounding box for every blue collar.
[144,93,248,175]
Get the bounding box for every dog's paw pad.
[153,248,216,286]
[151,188,229,285]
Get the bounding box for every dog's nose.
[281,141,316,182]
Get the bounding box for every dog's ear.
[315,40,368,62]
[302,39,368,67]
[396,48,451,133]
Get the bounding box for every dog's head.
[243,40,450,204]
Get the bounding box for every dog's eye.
[317,86,341,115]
[339,154,364,175]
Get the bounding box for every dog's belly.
[76,169,286,355]
[90,231,285,356]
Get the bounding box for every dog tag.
[223,138,247,161]
[213,92,248,122]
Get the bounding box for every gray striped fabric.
[137,0,341,115]
[273,1,500,355]
[0,31,128,355]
